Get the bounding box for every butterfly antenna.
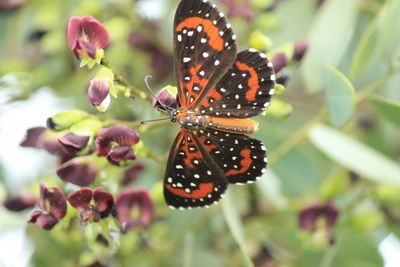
[140,116,171,124]
[144,75,172,115]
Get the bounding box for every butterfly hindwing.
[164,128,228,209]
[196,128,267,184]
[195,49,275,118]
[174,0,237,109]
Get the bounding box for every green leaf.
[350,13,380,77]
[351,0,400,77]
[323,65,355,128]
[222,190,254,267]
[309,124,400,187]
[378,0,400,61]
[301,0,357,93]
[369,94,400,128]
[256,170,288,210]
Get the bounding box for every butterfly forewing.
[164,128,228,209]
[195,49,275,118]
[174,0,237,109]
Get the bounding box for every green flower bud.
[47,109,89,131]
[263,99,292,120]
[249,30,272,51]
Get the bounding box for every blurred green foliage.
[1,0,400,266]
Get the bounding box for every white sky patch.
[379,234,400,267]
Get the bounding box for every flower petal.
[39,182,67,220]
[3,195,37,212]
[93,188,114,213]
[67,188,93,210]
[67,16,83,51]
[56,159,97,187]
[80,16,109,49]
[58,132,90,152]
[271,52,289,74]
[115,188,154,228]
[298,202,339,232]
[107,146,136,165]
[96,125,140,156]
[20,127,46,148]
[35,214,59,230]
[152,89,177,110]
[121,163,144,185]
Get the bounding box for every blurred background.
[1,0,400,266]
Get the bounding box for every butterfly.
[163,0,275,209]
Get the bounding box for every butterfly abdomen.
[175,112,259,134]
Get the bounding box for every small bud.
[264,98,292,120]
[88,78,111,112]
[152,88,177,110]
[293,41,309,62]
[46,109,88,131]
[271,52,289,73]
[249,30,272,51]
[67,16,109,65]
[121,163,144,185]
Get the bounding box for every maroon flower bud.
[68,187,114,222]
[3,194,37,212]
[271,52,289,73]
[56,159,97,187]
[28,182,67,230]
[293,41,309,62]
[58,132,90,153]
[67,16,109,59]
[88,78,110,108]
[152,89,177,110]
[115,188,154,233]
[121,163,144,185]
[96,125,140,166]
[0,1,23,12]
[298,202,339,243]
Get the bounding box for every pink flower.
[67,16,109,59]
[67,188,114,222]
[28,182,67,230]
[96,125,140,166]
[87,78,110,110]
[115,188,154,233]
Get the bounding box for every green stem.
[100,57,151,101]
[319,246,337,267]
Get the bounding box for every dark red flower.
[67,188,114,222]
[115,188,154,233]
[67,16,109,59]
[298,202,339,244]
[20,127,60,154]
[152,89,177,110]
[58,132,90,153]
[293,41,309,62]
[96,125,140,166]
[121,163,144,185]
[28,182,67,230]
[3,194,37,212]
[56,159,97,187]
[271,52,289,73]
[87,78,110,108]
[219,0,253,20]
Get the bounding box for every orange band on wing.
[176,17,224,51]
[225,149,252,176]
[235,61,259,101]
[166,183,214,198]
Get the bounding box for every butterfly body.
[173,111,259,134]
[163,0,275,209]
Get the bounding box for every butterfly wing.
[194,49,275,117]
[164,128,228,209]
[174,0,237,110]
[196,128,267,184]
